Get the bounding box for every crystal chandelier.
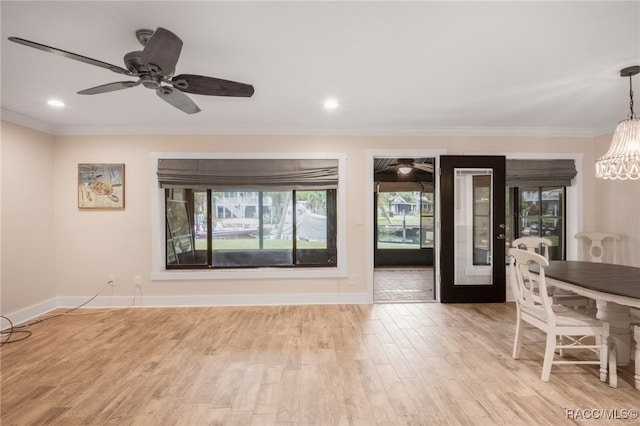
[595,65,640,180]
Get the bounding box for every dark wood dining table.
[545,261,640,303]
[543,260,640,389]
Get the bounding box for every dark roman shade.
[506,159,577,187]
[158,158,339,190]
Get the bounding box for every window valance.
[506,159,577,187]
[157,158,339,190]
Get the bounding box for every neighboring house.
[389,195,415,216]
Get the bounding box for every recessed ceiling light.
[47,99,65,108]
[323,98,339,110]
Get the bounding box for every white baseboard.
[1,298,58,328]
[2,292,371,328]
[58,292,371,308]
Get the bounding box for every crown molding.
[42,124,604,138]
[1,108,56,134]
[2,108,608,138]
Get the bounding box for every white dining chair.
[567,232,622,313]
[512,237,588,310]
[509,248,612,383]
[575,232,621,264]
[512,236,553,259]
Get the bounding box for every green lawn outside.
[377,242,420,249]
[195,238,326,250]
[377,215,420,225]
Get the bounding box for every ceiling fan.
[378,158,434,175]
[8,27,254,114]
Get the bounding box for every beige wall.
[5,118,626,319]
[1,121,57,318]
[593,133,640,267]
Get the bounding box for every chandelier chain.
[630,74,636,119]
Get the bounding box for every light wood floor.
[374,267,434,302]
[1,303,638,425]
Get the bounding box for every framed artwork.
[78,163,125,209]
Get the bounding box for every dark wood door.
[440,156,506,303]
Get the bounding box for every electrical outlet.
[348,275,357,286]
[108,275,116,286]
[134,275,142,287]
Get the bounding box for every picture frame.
[78,163,125,209]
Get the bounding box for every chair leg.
[600,334,609,383]
[558,336,566,357]
[599,323,609,383]
[512,311,523,359]
[541,332,556,381]
[608,341,618,388]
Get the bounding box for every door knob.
[497,233,506,240]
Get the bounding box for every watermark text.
[566,408,638,420]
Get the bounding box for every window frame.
[502,152,583,261]
[165,188,337,269]
[508,186,567,260]
[151,152,348,281]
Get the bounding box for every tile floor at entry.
[374,267,434,302]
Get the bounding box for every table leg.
[596,300,631,366]
[634,325,639,390]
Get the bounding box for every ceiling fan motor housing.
[124,51,144,74]
[124,51,162,89]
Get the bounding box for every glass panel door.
[440,156,506,303]
[454,170,493,284]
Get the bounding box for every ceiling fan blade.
[377,165,398,172]
[78,80,140,95]
[172,74,255,97]
[413,163,434,173]
[8,36,133,76]
[141,27,182,77]
[156,86,201,114]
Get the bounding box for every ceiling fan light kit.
[595,65,640,180]
[397,158,417,174]
[398,164,413,174]
[8,27,254,114]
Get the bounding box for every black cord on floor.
[0,280,113,346]
[0,316,32,345]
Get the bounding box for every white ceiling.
[1,1,639,136]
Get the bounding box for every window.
[166,188,337,268]
[473,175,491,265]
[159,157,339,270]
[506,186,566,260]
[505,159,576,261]
[376,191,434,249]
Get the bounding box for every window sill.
[152,266,347,281]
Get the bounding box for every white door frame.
[365,149,447,302]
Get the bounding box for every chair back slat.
[512,237,553,260]
[575,232,621,263]
[509,248,552,320]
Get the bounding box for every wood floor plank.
[2,303,639,425]
[354,359,399,425]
